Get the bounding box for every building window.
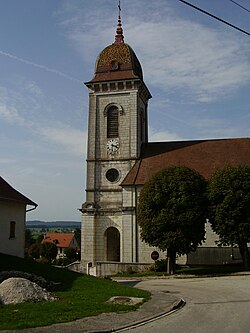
[9,221,16,239]
[107,106,119,138]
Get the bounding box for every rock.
[0,277,57,305]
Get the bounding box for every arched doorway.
[105,227,120,262]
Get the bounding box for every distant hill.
[26,220,81,229]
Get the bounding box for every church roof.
[86,4,143,84]
[122,138,250,185]
[0,176,37,207]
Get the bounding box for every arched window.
[107,106,119,138]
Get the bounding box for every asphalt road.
[121,275,250,333]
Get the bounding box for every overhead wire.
[229,0,250,13]
[178,0,250,36]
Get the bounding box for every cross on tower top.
[114,0,124,44]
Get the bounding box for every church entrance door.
[105,227,120,262]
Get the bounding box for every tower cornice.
[85,78,151,100]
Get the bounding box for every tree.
[28,243,41,259]
[40,242,58,262]
[74,228,81,260]
[25,229,35,254]
[36,234,44,244]
[74,228,81,250]
[207,165,250,270]
[138,166,207,274]
[64,247,77,261]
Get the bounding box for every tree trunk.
[167,248,176,274]
[239,242,250,270]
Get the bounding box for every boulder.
[0,277,57,305]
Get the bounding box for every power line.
[229,0,250,13]
[178,0,250,36]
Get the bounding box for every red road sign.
[151,251,159,261]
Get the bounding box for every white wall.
[0,201,26,258]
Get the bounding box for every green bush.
[53,257,71,266]
[36,257,50,265]
[64,247,77,261]
[40,242,58,262]
[148,259,168,272]
[28,243,41,259]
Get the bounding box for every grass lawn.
[0,253,150,330]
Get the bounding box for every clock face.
[107,139,119,154]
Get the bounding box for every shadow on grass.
[0,253,80,291]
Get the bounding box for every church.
[80,8,250,276]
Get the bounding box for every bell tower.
[81,3,151,269]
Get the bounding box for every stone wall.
[91,261,151,277]
[187,247,243,265]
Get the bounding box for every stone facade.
[81,52,152,271]
[79,15,161,274]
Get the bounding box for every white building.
[0,176,37,258]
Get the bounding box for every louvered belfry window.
[107,106,119,138]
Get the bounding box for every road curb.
[88,298,186,333]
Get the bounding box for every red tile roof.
[42,233,75,248]
[122,138,250,185]
[0,176,37,207]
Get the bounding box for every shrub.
[148,259,168,272]
[40,242,58,262]
[28,243,41,259]
[64,247,77,261]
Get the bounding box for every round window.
[106,168,120,183]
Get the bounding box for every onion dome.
[88,4,143,83]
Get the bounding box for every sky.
[0,0,250,222]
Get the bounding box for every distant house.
[0,176,37,258]
[42,233,79,258]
